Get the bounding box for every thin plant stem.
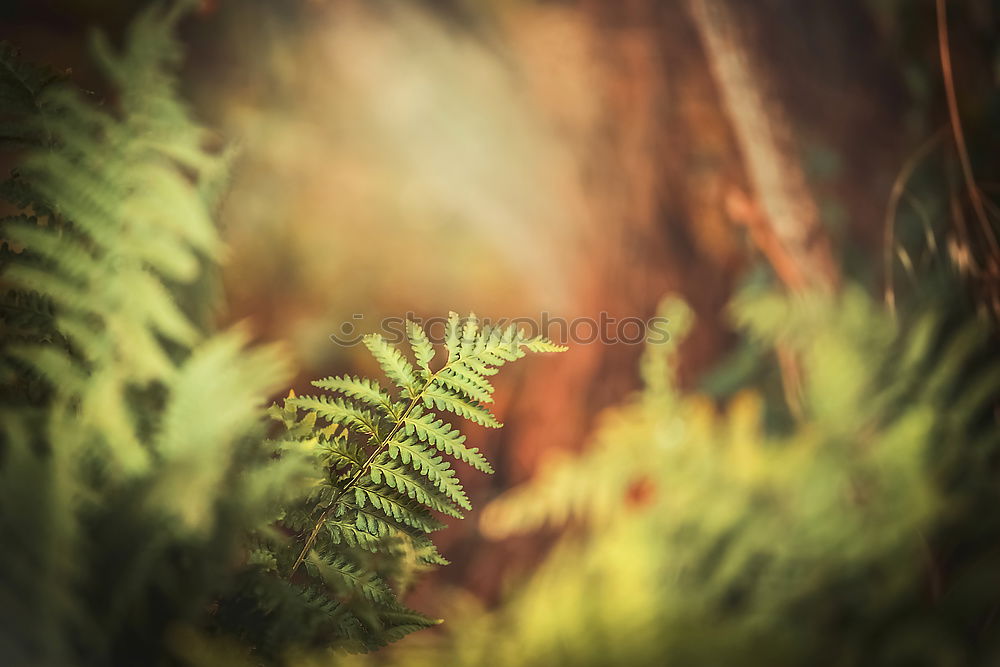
[936,0,1000,258]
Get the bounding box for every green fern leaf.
[368,606,440,647]
[407,319,435,372]
[411,535,450,566]
[402,409,494,473]
[309,553,394,604]
[460,312,479,356]
[352,506,396,538]
[438,364,494,404]
[521,335,569,354]
[368,458,464,518]
[363,333,417,395]
[422,385,502,428]
[312,375,397,417]
[445,311,461,362]
[354,485,445,533]
[385,437,471,509]
[325,519,383,552]
[289,395,380,437]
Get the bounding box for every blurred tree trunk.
[461,0,908,602]
[686,0,839,292]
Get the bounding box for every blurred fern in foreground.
[0,4,297,664]
[363,283,1000,667]
[0,4,563,664]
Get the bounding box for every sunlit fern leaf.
[363,333,418,395]
[402,408,494,473]
[460,312,479,356]
[422,385,502,428]
[445,311,461,362]
[454,350,504,377]
[268,312,564,654]
[289,394,380,437]
[281,410,318,440]
[470,327,517,366]
[407,319,435,373]
[522,337,570,354]
[349,506,414,543]
[351,506,398,538]
[312,375,398,417]
[385,437,471,509]
[438,365,494,404]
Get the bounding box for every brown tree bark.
[686,0,840,293]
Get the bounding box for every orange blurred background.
[3,0,977,617]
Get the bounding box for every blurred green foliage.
[1,2,998,666]
[0,4,303,664]
[0,5,565,663]
[355,282,1000,667]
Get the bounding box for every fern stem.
[287,366,449,579]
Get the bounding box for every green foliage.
[0,3,567,664]
[224,316,565,656]
[361,284,1000,667]
[0,4,316,666]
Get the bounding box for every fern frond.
[354,486,445,533]
[325,519,384,552]
[0,7,358,663]
[0,0,228,473]
[308,553,394,604]
[289,395,380,437]
[402,408,494,473]
[422,385,502,428]
[460,312,479,356]
[278,310,565,651]
[363,333,418,395]
[385,437,471,509]
[317,435,363,472]
[150,330,290,533]
[407,319,435,373]
[521,336,569,354]
[368,458,464,518]
[445,311,462,362]
[312,375,398,418]
[410,535,450,566]
[248,548,279,573]
[437,364,494,404]
[351,506,400,538]
[367,606,440,648]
